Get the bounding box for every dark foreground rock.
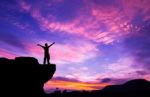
[0,57,56,97]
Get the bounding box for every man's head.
[45,43,48,47]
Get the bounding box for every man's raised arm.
[48,42,55,47]
[37,44,44,48]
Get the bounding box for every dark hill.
[0,57,56,97]
[99,79,150,97]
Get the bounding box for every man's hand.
[49,42,55,47]
[37,44,44,48]
[37,44,40,46]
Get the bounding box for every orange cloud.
[44,80,110,91]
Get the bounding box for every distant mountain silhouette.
[0,57,56,97]
[100,79,150,97]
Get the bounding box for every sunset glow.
[44,80,110,92]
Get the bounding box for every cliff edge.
[0,57,56,97]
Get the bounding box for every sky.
[0,0,150,92]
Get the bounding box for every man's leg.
[47,58,50,64]
[47,56,50,64]
[44,57,46,64]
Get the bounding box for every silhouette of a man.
[37,42,55,64]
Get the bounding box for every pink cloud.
[34,15,122,44]
[18,0,150,45]
[97,56,147,79]
[19,0,31,12]
[143,74,150,81]
[16,2,115,44]
[64,56,150,83]
[65,66,101,82]
[51,42,99,64]
[29,4,134,44]
[121,0,150,21]
[18,0,149,44]
[0,49,17,58]
[91,5,134,36]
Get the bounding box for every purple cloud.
[52,76,79,82]
[123,23,150,70]
[101,78,112,83]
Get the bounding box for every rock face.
[0,57,56,97]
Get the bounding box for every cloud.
[19,0,31,12]
[0,49,17,58]
[16,0,150,46]
[123,23,150,70]
[88,57,148,82]
[105,57,146,78]
[51,76,79,82]
[33,9,130,44]
[18,0,141,44]
[136,71,149,76]
[51,41,99,64]
[44,76,110,92]
[101,78,112,83]
[0,30,25,49]
[65,66,99,82]
[121,0,150,21]
[100,77,134,85]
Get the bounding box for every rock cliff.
[0,57,56,97]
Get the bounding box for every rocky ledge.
[0,57,56,97]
